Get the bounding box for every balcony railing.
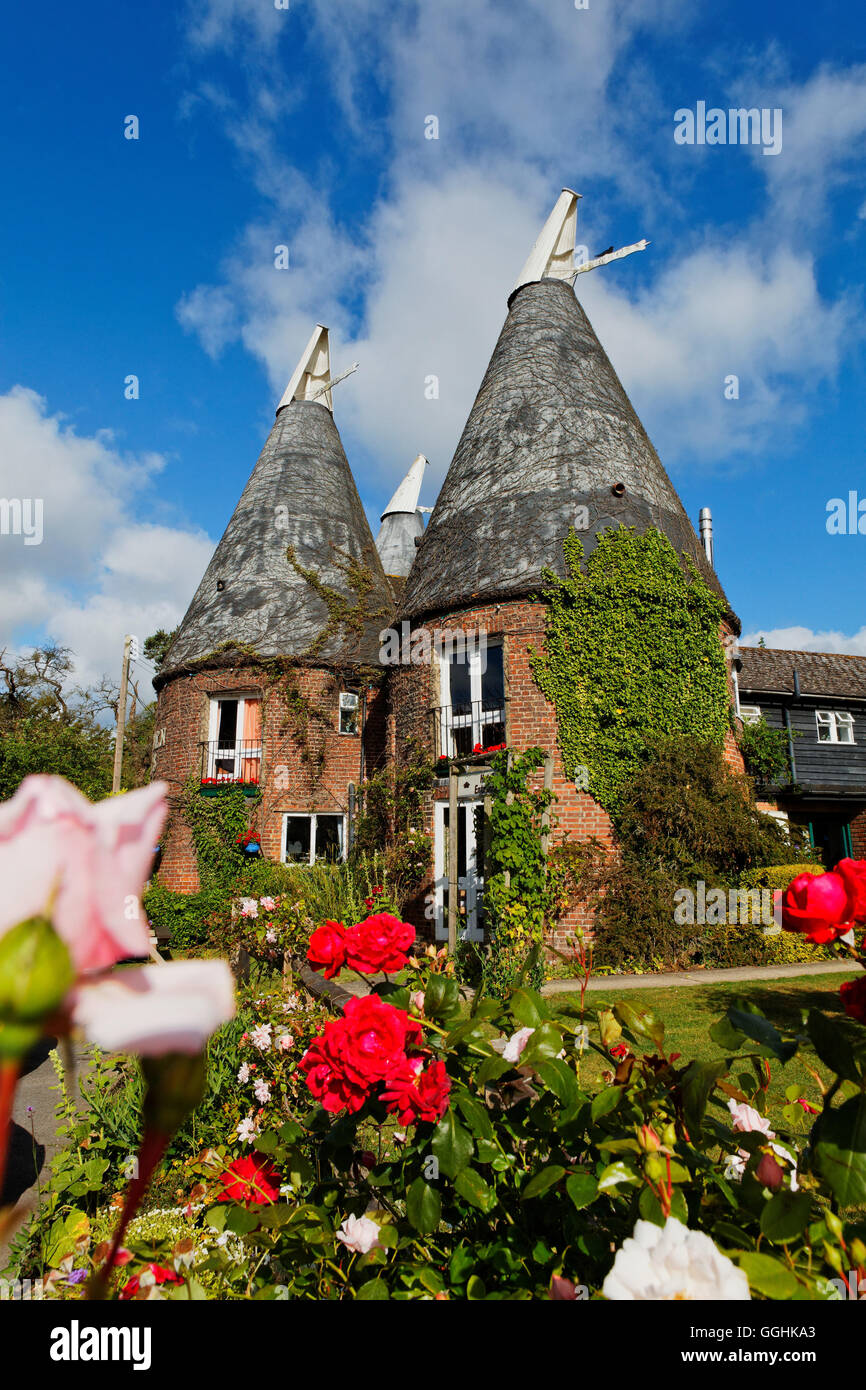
[432,699,507,760]
[200,739,262,785]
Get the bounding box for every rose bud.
[755,1151,785,1191]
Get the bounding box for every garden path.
[541,959,854,995]
[0,1039,91,1268]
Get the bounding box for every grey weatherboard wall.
[160,399,393,678]
[401,277,736,627]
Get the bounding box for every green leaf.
[431,1110,474,1178]
[522,1164,566,1199]
[597,1160,640,1193]
[225,1206,260,1235]
[813,1094,866,1207]
[521,1022,565,1064]
[638,1184,688,1226]
[807,1009,866,1085]
[613,999,665,1050]
[466,1274,486,1300]
[759,1190,812,1244]
[510,988,547,1028]
[454,1166,496,1212]
[455,1090,495,1141]
[535,1057,580,1109]
[597,1009,622,1048]
[680,1060,729,1134]
[737,1251,803,1300]
[356,1277,390,1300]
[727,1007,798,1063]
[406,1177,441,1234]
[591,1085,623,1121]
[709,1016,747,1051]
[565,1172,598,1210]
[254,1131,279,1154]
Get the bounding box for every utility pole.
[112,634,135,794]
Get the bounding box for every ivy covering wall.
[530,527,731,816]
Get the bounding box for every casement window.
[204,694,262,782]
[816,709,855,744]
[281,813,346,865]
[339,690,360,735]
[437,641,505,757]
[739,705,762,726]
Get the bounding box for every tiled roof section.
[739,647,866,699]
[400,276,737,629]
[159,399,393,679]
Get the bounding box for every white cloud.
[0,388,214,692]
[172,0,864,518]
[741,626,866,657]
[577,242,853,461]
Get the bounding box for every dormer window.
[816,710,855,744]
[339,691,359,735]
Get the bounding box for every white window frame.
[816,709,855,745]
[739,704,762,726]
[437,641,504,756]
[206,692,262,780]
[280,812,346,866]
[339,690,360,735]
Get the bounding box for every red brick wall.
[151,665,385,891]
[391,601,742,949]
[850,808,866,857]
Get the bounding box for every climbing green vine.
[179,772,261,892]
[530,527,731,817]
[482,747,558,996]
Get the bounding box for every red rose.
[299,1029,368,1114]
[781,870,857,943]
[836,859,866,923]
[307,919,348,979]
[218,1153,281,1205]
[120,1263,183,1300]
[381,1057,451,1126]
[338,993,420,1084]
[609,1043,630,1059]
[300,996,421,1114]
[345,912,415,974]
[840,975,866,1024]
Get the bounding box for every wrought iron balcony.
[431,699,507,761]
[200,739,262,785]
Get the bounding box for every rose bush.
[8,851,866,1302]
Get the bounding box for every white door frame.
[433,798,485,942]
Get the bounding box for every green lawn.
[551,972,859,1133]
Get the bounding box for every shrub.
[738,716,793,785]
[143,881,226,952]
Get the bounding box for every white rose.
[603,1218,751,1301]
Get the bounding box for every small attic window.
[339,690,360,735]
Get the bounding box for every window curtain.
[241,698,262,782]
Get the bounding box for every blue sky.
[1,0,865,693]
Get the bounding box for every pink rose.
[70,961,235,1055]
[0,776,167,971]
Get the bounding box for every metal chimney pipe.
[699,507,714,567]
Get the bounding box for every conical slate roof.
[159,342,392,679]
[376,453,428,579]
[401,275,736,628]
